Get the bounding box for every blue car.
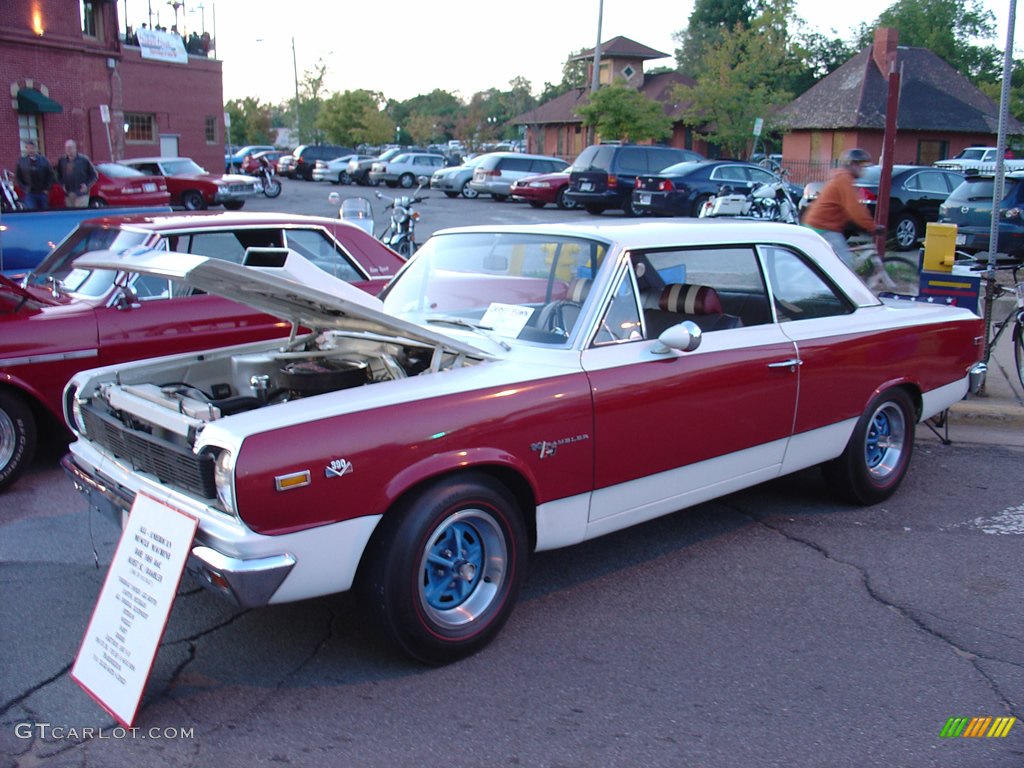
[633,160,801,218]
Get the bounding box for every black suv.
[288,144,352,180]
[567,144,704,215]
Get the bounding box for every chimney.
[873,27,898,74]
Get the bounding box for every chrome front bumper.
[62,454,295,608]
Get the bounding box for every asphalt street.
[2,177,1022,766]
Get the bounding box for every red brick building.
[1,0,225,175]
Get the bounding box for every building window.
[18,114,43,155]
[125,113,156,142]
[917,139,949,165]
[81,0,100,38]
[205,116,217,144]
[598,62,611,85]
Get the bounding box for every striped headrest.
[659,284,723,315]
[567,277,592,303]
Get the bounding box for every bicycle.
[847,238,919,290]
[961,256,1024,392]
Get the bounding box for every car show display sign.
[72,493,198,727]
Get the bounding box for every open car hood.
[73,248,496,359]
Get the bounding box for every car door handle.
[768,358,802,369]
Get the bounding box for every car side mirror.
[652,320,702,355]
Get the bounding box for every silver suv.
[469,152,568,200]
[369,152,446,188]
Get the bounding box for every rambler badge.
[530,434,590,459]
[325,458,354,478]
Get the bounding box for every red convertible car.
[121,157,261,210]
[0,211,406,489]
[62,221,983,664]
[43,162,171,208]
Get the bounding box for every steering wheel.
[535,300,582,336]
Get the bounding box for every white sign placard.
[72,493,198,727]
[480,302,534,337]
[136,28,188,64]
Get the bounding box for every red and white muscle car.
[62,221,984,664]
[0,211,404,490]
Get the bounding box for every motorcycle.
[375,179,427,258]
[748,171,800,223]
[254,159,281,198]
[698,170,800,224]
[1,169,25,212]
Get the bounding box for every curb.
[947,398,1024,427]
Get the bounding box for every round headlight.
[213,449,236,515]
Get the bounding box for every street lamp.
[292,36,301,146]
[255,37,301,146]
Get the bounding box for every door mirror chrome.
[652,320,702,355]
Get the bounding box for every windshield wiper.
[427,316,511,351]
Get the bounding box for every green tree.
[224,97,275,145]
[675,1,799,157]
[854,0,1000,82]
[316,89,386,146]
[297,59,329,144]
[674,0,757,74]
[540,49,589,102]
[576,82,673,143]
[358,104,396,147]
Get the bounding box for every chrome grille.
[82,403,216,498]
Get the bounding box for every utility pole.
[587,0,603,145]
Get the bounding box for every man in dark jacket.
[15,140,55,210]
[56,139,98,208]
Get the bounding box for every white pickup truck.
[934,147,1024,173]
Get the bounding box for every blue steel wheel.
[358,473,526,665]
[418,509,507,629]
[863,401,907,481]
[823,388,915,506]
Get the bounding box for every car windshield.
[161,159,207,175]
[946,178,1021,204]
[381,232,608,344]
[956,148,987,160]
[27,228,152,287]
[96,162,147,178]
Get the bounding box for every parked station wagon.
[62,221,982,664]
[0,211,405,490]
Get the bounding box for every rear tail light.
[658,179,674,192]
[859,188,878,202]
[485,169,501,177]
[607,174,617,189]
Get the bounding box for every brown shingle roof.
[511,71,696,126]
[780,44,1022,134]
[572,36,670,61]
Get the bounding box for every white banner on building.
[137,28,188,64]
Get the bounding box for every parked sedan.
[121,157,261,211]
[0,211,406,490]
[312,154,375,184]
[63,221,981,666]
[46,162,171,208]
[429,154,487,198]
[510,170,577,209]
[855,165,964,250]
[633,160,799,217]
[939,171,1024,259]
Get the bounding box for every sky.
[126,0,1022,105]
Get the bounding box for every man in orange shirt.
[804,148,885,267]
